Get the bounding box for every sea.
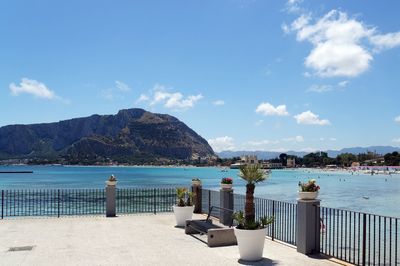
[0,165,399,218]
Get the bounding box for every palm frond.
[238,164,268,185]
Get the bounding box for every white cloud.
[392,138,400,143]
[305,41,372,77]
[282,23,290,34]
[136,94,149,103]
[285,0,303,14]
[242,139,282,150]
[308,81,349,93]
[245,139,280,147]
[9,78,56,99]
[246,140,272,146]
[213,100,225,106]
[308,84,333,93]
[291,14,310,30]
[268,148,290,153]
[299,147,318,153]
[152,91,203,109]
[370,32,400,51]
[285,10,400,78]
[294,110,330,125]
[101,81,131,101]
[319,137,337,141]
[282,135,304,142]
[208,136,235,152]
[395,116,400,123]
[139,84,203,111]
[115,81,131,92]
[338,80,349,87]
[255,102,289,116]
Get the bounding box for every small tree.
[238,164,267,224]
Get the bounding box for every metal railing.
[116,187,176,214]
[320,207,399,265]
[201,189,297,246]
[1,189,105,218]
[201,188,399,265]
[0,188,178,218]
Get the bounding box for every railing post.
[219,186,234,226]
[105,177,117,217]
[272,200,275,241]
[191,182,202,213]
[296,199,321,255]
[1,190,3,219]
[362,213,367,266]
[153,188,156,215]
[57,189,60,218]
[208,190,211,213]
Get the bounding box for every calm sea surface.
[0,165,399,217]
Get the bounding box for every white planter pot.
[298,191,318,200]
[234,227,267,261]
[106,181,117,186]
[220,183,233,190]
[173,205,194,227]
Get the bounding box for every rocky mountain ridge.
[0,108,215,164]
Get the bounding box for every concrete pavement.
[0,214,339,266]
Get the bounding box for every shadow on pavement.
[238,257,278,265]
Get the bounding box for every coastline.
[1,164,400,176]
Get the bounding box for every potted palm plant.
[233,164,274,261]
[173,187,194,227]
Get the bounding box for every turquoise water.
[0,165,399,217]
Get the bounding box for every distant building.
[326,164,338,169]
[287,158,296,168]
[241,155,258,165]
[362,157,385,165]
[265,162,283,169]
[351,162,360,167]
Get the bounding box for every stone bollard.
[191,182,202,214]
[219,188,234,226]
[106,176,117,217]
[297,199,320,255]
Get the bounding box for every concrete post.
[106,181,116,217]
[219,188,234,226]
[192,183,202,214]
[297,199,320,255]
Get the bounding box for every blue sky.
[1,0,400,152]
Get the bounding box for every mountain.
[325,146,400,157]
[217,146,400,159]
[0,108,215,164]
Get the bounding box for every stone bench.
[185,206,237,247]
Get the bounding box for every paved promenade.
[0,214,339,266]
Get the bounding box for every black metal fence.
[0,188,177,218]
[201,189,297,246]
[1,189,105,218]
[320,207,399,265]
[116,187,176,214]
